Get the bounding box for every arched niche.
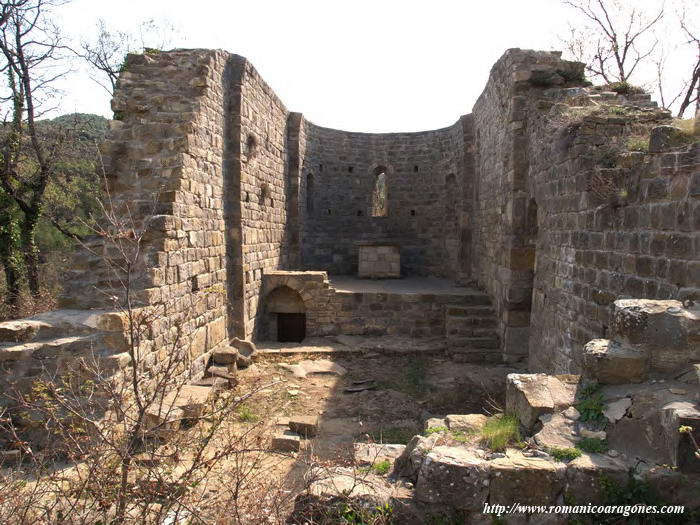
[264,286,306,342]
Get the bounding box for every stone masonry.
[0,47,697,396]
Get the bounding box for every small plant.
[679,425,700,460]
[479,414,520,452]
[577,437,608,454]
[608,105,628,115]
[450,430,471,444]
[550,447,582,461]
[606,81,645,95]
[425,425,449,435]
[370,459,392,475]
[237,404,259,423]
[576,383,607,425]
[337,501,394,524]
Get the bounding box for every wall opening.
[306,173,314,213]
[263,286,306,342]
[371,166,388,217]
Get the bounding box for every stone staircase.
[445,294,500,363]
[0,309,132,395]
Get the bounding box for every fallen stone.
[392,434,440,482]
[603,398,631,423]
[562,407,580,420]
[143,406,184,440]
[288,416,319,437]
[0,320,41,343]
[612,299,700,373]
[354,443,406,466]
[506,373,554,430]
[583,339,648,384]
[489,449,565,506]
[210,346,238,365]
[271,431,301,452]
[194,376,230,389]
[445,414,488,434]
[163,384,213,419]
[231,337,257,367]
[415,446,490,511]
[533,413,578,450]
[279,359,347,379]
[669,388,687,395]
[566,453,629,504]
[579,429,606,440]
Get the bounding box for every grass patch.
[379,357,430,399]
[577,438,608,454]
[550,447,582,462]
[479,414,521,452]
[605,81,645,96]
[367,426,416,445]
[425,425,449,435]
[575,383,607,425]
[673,117,698,137]
[627,135,649,152]
[236,404,259,423]
[360,459,392,476]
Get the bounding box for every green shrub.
[607,81,645,95]
[480,414,521,452]
[576,383,607,425]
[370,459,392,475]
[550,447,582,461]
[577,438,608,454]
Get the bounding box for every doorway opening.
[264,286,307,342]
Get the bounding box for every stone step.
[446,316,497,329]
[447,336,500,350]
[0,335,99,362]
[445,305,496,317]
[0,309,125,344]
[448,294,492,307]
[446,327,499,338]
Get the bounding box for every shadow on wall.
[260,286,307,342]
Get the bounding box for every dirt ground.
[230,345,523,496]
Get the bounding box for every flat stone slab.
[566,453,629,504]
[603,397,632,423]
[279,359,347,379]
[506,373,576,430]
[162,384,213,419]
[335,335,445,353]
[354,443,406,466]
[271,431,301,452]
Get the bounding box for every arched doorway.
[265,286,306,342]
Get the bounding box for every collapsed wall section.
[298,122,468,279]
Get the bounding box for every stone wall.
[470,49,700,373]
[62,49,233,377]
[52,47,699,377]
[299,122,466,279]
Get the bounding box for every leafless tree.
[80,18,181,96]
[0,0,72,300]
[562,0,664,85]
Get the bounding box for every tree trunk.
[21,209,40,298]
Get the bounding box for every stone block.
[445,414,488,434]
[612,299,700,373]
[583,339,649,384]
[506,373,555,430]
[288,415,319,437]
[533,413,578,450]
[660,401,700,473]
[354,443,406,466]
[415,446,490,511]
[423,418,447,432]
[649,126,687,153]
[489,450,565,505]
[271,430,301,452]
[565,453,629,504]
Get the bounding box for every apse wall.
[298,121,469,279]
